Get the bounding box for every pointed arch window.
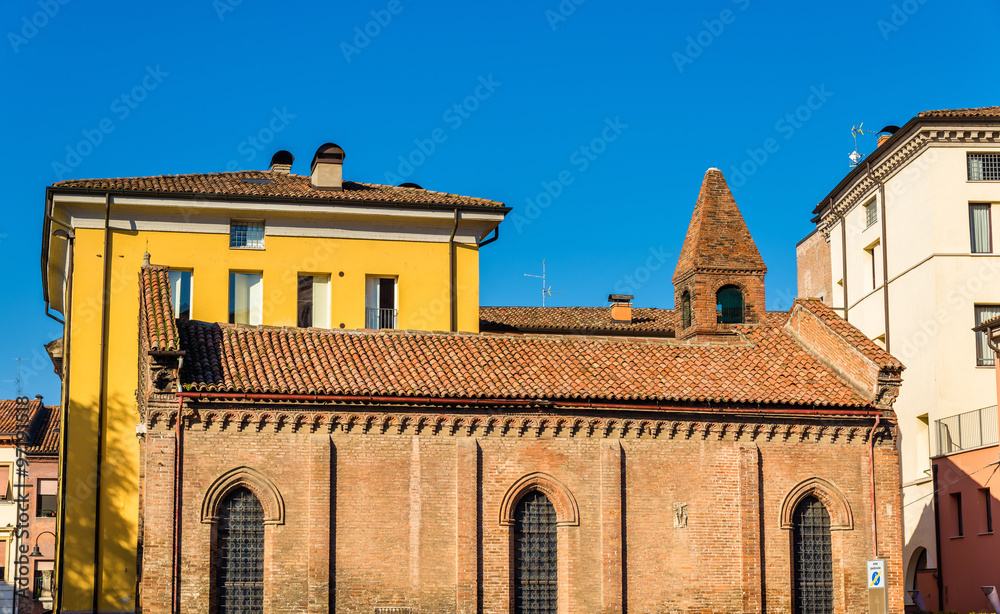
[514,491,558,614]
[681,291,692,329]
[716,285,744,324]
[215,487,264,613]
[793,495,833,614]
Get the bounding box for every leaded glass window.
[514,491,557,614]
[793,495,833,614]
[216,487,264,614]
[716,285,744,324]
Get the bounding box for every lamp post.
[29,531,56,558]
[28,532,57,604]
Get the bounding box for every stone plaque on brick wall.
[374,608,413,614]
[673,502,688,528]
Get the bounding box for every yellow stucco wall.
[58,226,481,611]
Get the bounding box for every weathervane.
[524,260,564,307]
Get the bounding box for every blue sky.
[2,0,998,401]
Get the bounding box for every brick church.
[131,164,904,614]
[44,148,904,613]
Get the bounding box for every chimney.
[608,294,634,323]
[877,134,891,148]
[269,150,294,174]
[310,143,346,191]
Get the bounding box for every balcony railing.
[936,405,999,456]
[366,307,397,330]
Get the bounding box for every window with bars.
[975,305,1000,366]
[970,204,993,253]
[968,153,1000,181]
[230,221,265,249]
[514,491,557,614]
[864,200,877,228]
[216,487,264,614]
[793,495,833,614]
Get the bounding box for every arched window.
[514,491,558,614]
[681,291,692,329]
[215,487,264,613]
[716,285,744,324]
[793,495,833,614]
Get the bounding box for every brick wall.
[796,230,833,307]
[674,270,766,340]
[784,304,878,400]
[138,408,903,613]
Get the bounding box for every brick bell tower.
[673,168,766,341]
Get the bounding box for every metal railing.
[365,308,397,330]
[936,405,999,456]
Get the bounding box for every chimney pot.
[877,134,891,148]
[608,294,634,323]
[310,143,346,191]
[269,150,294,174]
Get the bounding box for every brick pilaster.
[739,443,763,614]
[456,438,480,614]
[601,441,624,614]
[308,434,331,614]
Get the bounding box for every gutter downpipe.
[867,162,891,352]
[837,200,849,323]
[449,209,459,332]
[54,226,75,614]
[868,414,881,558]
[93,193,112,613]
[172,358,185,614]
[932,463,944,610]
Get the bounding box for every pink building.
[928,317,1000,613]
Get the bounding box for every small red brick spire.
[673,168,767,341]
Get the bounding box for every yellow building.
[40,144,507,612]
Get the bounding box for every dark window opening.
[681,291,691,329]
[716,285,744,324]
[951,492,964,537]
[793,495,833,614]
[298,275,314,328]
[980,488,993,533]
[215,487,264,614]
[514,491,557,614]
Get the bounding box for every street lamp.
[29,531,56,558]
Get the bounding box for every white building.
[797,105,1000,608]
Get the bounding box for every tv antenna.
[3,358,28,397]
[849,122,874,167]
[524,260,564,307]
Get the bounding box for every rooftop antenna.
[524,260,564,307]
[849,122,873,167]
[3,358,28,397]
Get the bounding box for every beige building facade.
[797,106,1000,608]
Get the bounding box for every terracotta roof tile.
[140,265,180,351]
[0,399,50,447]
[176,319,873,408]
[24,406,59,455]
[674,168,766,279]
[53,171,505,209]
[479,306,677,336]
[793,299,903,370]
[918,106,1000,118]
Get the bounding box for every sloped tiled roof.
[24,406,60,455]
[794,299,903,370]
[140,265,180,352]
[176,318,872,407]
[479,306,678,336]
[479,306,792,336]
[674,168,766,279]
[52,170,506,209]
[918,106,1000,118]
[0,398,42,434]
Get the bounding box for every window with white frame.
[167,270,192,321]
[36,479,57,517]
[970,204,993,253]
[365,276,397,329]
[864,200,877,228]
[0,464,11,501]
[229,272,263,325]
[968,153,1000,181]
[975,305,1000,366]
[297,275,330,328]
[230,220,265,249]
